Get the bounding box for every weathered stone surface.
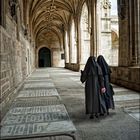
[17,89,59,98]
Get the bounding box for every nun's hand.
[101,87,106,93]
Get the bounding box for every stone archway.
[38,47,51,67]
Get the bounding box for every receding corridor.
[0,0,140,139]
[1,68,139,140]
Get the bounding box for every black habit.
[80,56,107,114]
[97,55,115,110]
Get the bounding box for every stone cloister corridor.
[0,0,140,140]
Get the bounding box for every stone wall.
[65,63,79,71]
[110,66,140,92]
[52,48,64,67]
[0,25,35,118]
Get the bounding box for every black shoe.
[100,113,104,116]
[89,114,94,119]
[95,114,99,118]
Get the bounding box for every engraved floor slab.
[1,121,76,139]
[8,105,67,115]
[24,83,55,89]
[17,89,59,98]
[2,112,69,125]
[12,99,61,107]
[1,105,76,140]
[1,105,70,125]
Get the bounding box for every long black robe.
[97,55,115,110]
[80,56,107,114]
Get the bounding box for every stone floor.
[1,68,140,140]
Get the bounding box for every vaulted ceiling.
[23,0,86,48]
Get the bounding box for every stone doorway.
[38,47,51,67]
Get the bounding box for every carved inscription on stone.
[1,105,76,139]
[2,112,68,125]
[24,83,55,88]
[17,89,59,98]
[9,105,67,114]
[1,124,26,137]
[1,121,76,138]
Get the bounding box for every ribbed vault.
[23,0,86,49]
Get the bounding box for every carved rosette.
[102,0,111,9]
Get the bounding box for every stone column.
[63,30,67,64]
[117,0,129,66]
[74,16,80,65]
[128,0,140,66]
[118,0,140,66]
[68,26,72,64]
[65,30,70,63]
[137,0,140,66]
[77,17,81,66]
[90,0,97,56]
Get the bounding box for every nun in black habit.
[97,55,115,114]
[80,56,107,119]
